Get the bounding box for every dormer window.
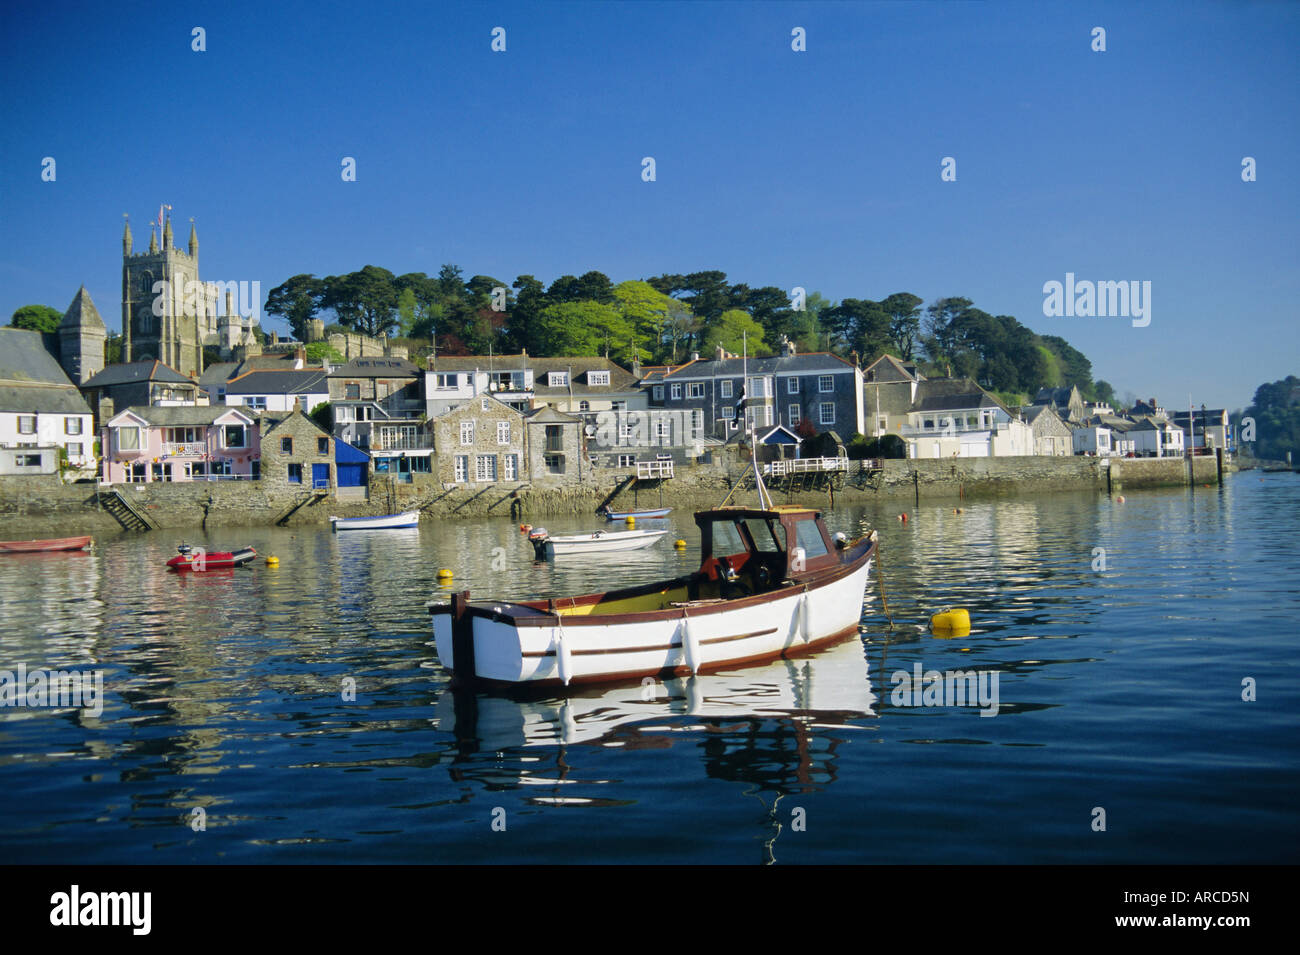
[587,370,609,386]
[548,372,568,387]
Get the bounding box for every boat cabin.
[693,506,841,599]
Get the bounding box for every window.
[548,371,568,387]
[435,373,458,390]
[819,402,835,426]
[318,437,329,454]
[720,380,733,398]
[481,397,490,411]
[670,383,682,400]
[65,417,82,435]
[819,375,834,393]
[345,383,361,400]
[544,453,565,474]
[281,437,293,454]
[475,455,497,481]
[619,417,636,443]
[655,419,671,445]
[410,457,431,473]
[66,442,83,457]
[504,454,518,480]
[691,409,704,432]
[687,382,705,399]
[497,421,511,445]
[652,385,664,401]
[748,377,772,397]
[617,454,636,467]
[610,400,626,411]
[795,519,829,559]
[244,396,267,410]
[460,421,474,445]
[117,427,141,451]
[788,377,800,394]
[18,416,35,434]
[587,370,609,386]
[454,455,468,482]
[224,425,247,448]
[877,416,889,432]
[15,453,41,468]
[578,400,590,412]
[789,405,801,424]
[288,463,303,484]
[545,425,563,452]
[722,406,735,420]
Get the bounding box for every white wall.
[0,411,95,467]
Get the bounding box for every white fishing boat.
[527,527,668,559]
[431,505,877,687]
[330,510,420,531]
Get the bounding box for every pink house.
[103,406,260,482]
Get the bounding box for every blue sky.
[1,0,1296,410]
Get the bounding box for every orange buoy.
[1116,495,1126,503]
[520,523,532,533]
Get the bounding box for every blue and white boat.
[598,506,672,521]
[330,510,420,531]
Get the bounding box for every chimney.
[690,351,700,362]
[631,355,641,378]
[295,344,306,369]
[715,345,725,362]
[294,396,304,414]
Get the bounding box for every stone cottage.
[433,394,525,485]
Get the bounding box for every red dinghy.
[0,536,92,553]
[166,543,257,572]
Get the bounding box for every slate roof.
[523,405,582,424]
[112,405,255,427]
[223,369,328,395]
[863,353,923,383]
[83,360,196,388]
[428,354,641,395]
[328,357,420,378]
[0,328,93,414]
[661,352,857,380]
[198,362,240,390]
[59,286,105,330]
[911,377,1013,417]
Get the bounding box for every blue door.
[312,463,330,489]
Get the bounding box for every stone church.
[120,212,259,378]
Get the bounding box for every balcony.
[162,442,206,456]
[371,433,435,451]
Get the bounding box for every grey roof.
[198,362,240,388]
[113,405,255,427]
[524,405,582,424]
[329,357,419,378]
[864,353,923,383]
[530,357,639,396]
[59,286,105,330]
[912,378,1010,416]
[662,352,857,380]
[82,360,196,388]
[0,328,93,414]
[223,369,328,395]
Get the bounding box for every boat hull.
[330,510,420,531]
[601,507,672,520]
[0,536,92,553]
[432,546,874,687]
[167,547,257,571]
[541,529,668,557]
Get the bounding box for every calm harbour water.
[1,474,1297,864]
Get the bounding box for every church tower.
[121,210,205,377]
[58,286,107,383]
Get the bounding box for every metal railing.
[763,456,848,477]
[636,460,674,479]
[370,434,435,451]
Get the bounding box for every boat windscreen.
[711,520,746,555]
[743,518,785,553]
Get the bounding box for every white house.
[223,368,329,413]
[0,328,96,471]
[901,378,1033,458]
[1128,418,1185,457]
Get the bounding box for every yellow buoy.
[625,516,636,527]
[437,568,453,581]
[265,556,279,566]
[674,539,687,549]
[930,608,971,636]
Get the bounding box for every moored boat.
[166,543,257,571]
[431,505,877,687]
[0,535,92,553]
[527,526,668,559]
[598,506,672,521]
[330,510,420,531]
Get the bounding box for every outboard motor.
[528,527,550,560]
[177,543,193,556]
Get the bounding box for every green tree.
[612,280,683,361]
[532,302,632,358]
[263,274,323,340]
[323,266,399,338]
[700,309,768,357]
[305,341,345,364]
[1093,379,1117,406]
[879,292,923,361]
[9,304,62,333]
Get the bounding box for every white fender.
[554,624,573,686]
[681,616,701,675]
[799,590,812,642]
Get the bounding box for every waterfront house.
[1170,408,1231,453]
[222,367,329,414]
[1072,425,1113,457]
[1127,417,1185,457]
[81,360,203,430]
[863,354,925,438]
[1032,385,1086,424]
[424,352,644,419]
[0,328,96,473]
[645,340,864,440]
[102,405,258,482]
[259,406,336,491]
[523,405,584,483]
[1021,405,1074,456]
[433,394,525,486]
[328,356,425,456]
[901,378,1032,458]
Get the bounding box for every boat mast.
[745,331,772,509]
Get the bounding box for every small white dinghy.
[330,510,420,531]
[528,527,667,559]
